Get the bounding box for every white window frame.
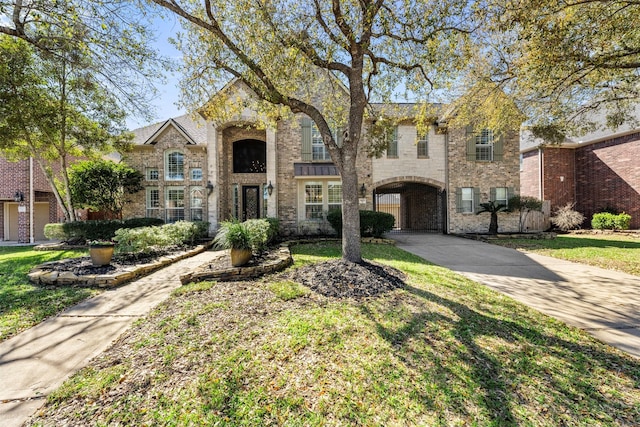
[417,131,428,158]
[301,180,343,221]
[146,187,159,218]
[311,124,332,161]
[475,129,494,161]
[191,168,203,181]
[495,187,508,208]
[146,168,159,181]
[165,186,185,223]
[190,186,204,221]
[387,126,398,158]
[461,187,474,213]
[165,150,184,181]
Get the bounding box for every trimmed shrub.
[42,218,164,242]
[592,212,631,230]
[551,203,585,231]
[114,221,205,253]
[244,219,272,252]
[327,210,395,238]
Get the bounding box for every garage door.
[4,202,50,241]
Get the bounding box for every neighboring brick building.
[125,81,521,235]
[0,157,60,242]
[520,118,640,229]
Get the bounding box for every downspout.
[538,147,543,201]
[29,156,34,244]
[444,129,450,234]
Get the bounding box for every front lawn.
[0,246,100,342]
[490,233,640,276]
[29,243,640,426]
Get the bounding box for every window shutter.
[490,187,496,201]
[507,187,515,207]
[493,132,504,161]
[455,188,463,213]
[465,126,476,161]
[473,187,481,213]
[301,118,312,161]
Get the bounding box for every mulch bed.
[286,259,406,298]
[36,248,186,276]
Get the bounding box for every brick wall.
[274,115,373,235]
[122,126,208,222]
[447,128,521,233]
[520,150,540,200]
[575,134,640,229]
[0,157,59,241]
[542,147,576,214]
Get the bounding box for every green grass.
[490,233,640,276]
[0,246,99,341]
[33,242,640,426]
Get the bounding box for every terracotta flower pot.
[230,248,252,267]
[89,245,115,266]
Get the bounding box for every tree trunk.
[489,212,498,234]
[340,152,361,263]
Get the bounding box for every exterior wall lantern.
[14,191,24,202]
[360,183,367,198]
[206,181,214,195]
[267,181,274,196]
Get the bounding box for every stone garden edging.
[28,244,212,288]
[179,237,395,286]
[180,245,293,285]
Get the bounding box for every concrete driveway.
[392,233,640,358]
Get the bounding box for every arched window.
[165,150,184,180]
[233,140,266,173]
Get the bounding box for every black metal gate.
[374,182,444,233]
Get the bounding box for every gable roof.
[131,114,207,146]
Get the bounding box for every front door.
[242,186,260,221]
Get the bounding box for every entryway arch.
[373,177,446,233]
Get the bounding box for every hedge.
[44,218,165,242]
[591,212,632,230]
[327,209,395,238]
[114,221,210,253]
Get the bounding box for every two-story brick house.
[123,82,521,235]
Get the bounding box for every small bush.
[214,219,277,253]
[213,221,252,251]
[592,212,631,230]
[551,203,585,231]
[43,223,66,240]
[114,221,204,253]
[327,210,395,237]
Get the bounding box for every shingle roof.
[131,114,207,145]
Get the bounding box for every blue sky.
[126,14,186,130]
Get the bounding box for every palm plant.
[476,201,509,235]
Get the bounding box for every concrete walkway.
[0,249,222,427]
[393,233,640,359]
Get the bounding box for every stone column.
[207,123,220,232]
[266,127,278,218]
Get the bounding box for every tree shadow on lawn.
[359,283,640,425]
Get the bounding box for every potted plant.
[88,240,115,266]
[214,221,253,266]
